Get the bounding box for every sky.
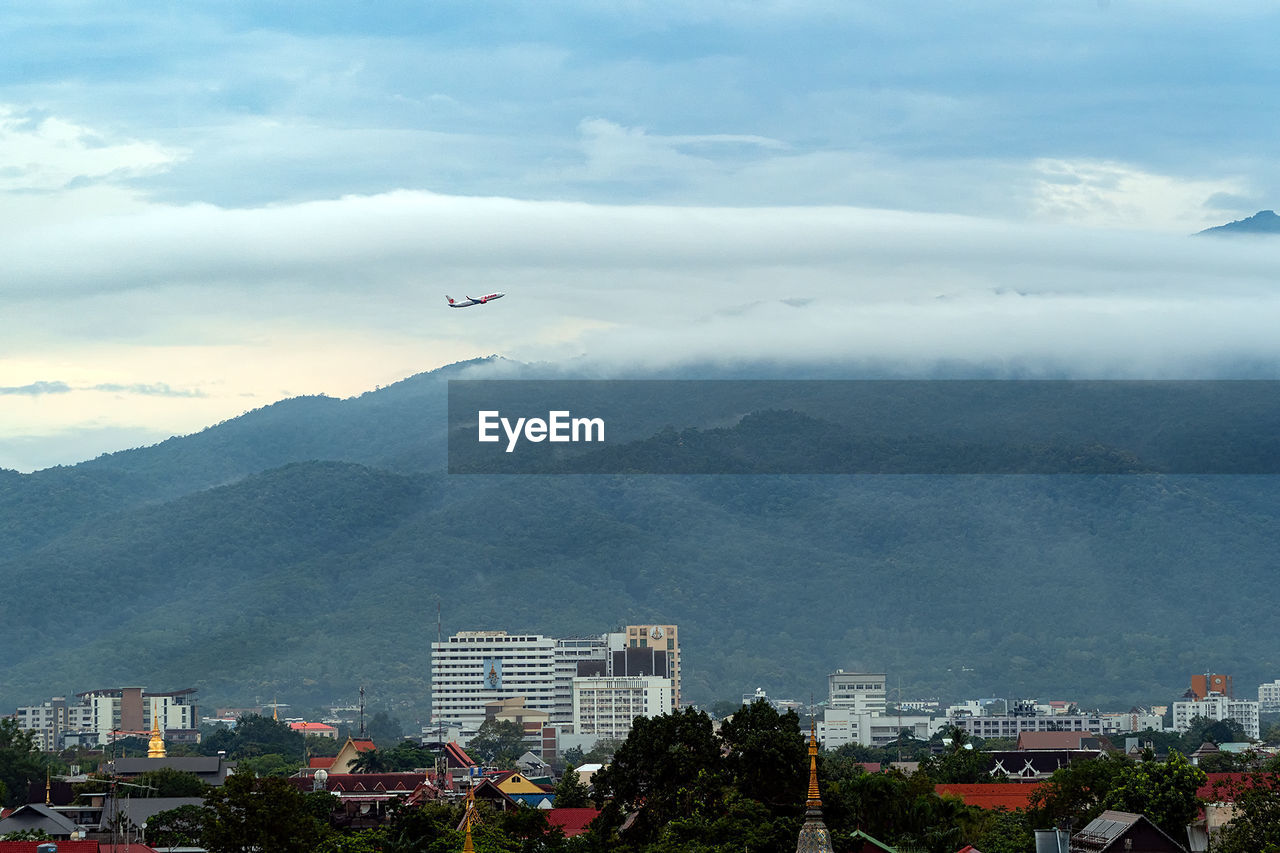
[3,0,1280,471]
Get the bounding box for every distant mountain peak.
[1197,209,1280,236]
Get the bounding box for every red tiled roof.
[857,762,882,773]
[936,783,1041,811]
[444,741,476,767]
[547,807,600,837]
[310,756,336,768]
[290,722,337,732]
[0,843,103,853]
[351,738,377,752]
[1200,772,1277,802]
[1015,731,1099,751]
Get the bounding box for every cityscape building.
[1171,694,1260,740]
[625,624,681,707]
[430,631,556,735]
[571,675,672,741]
[827,671,886,716]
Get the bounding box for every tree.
[1102,751,1205,842]
[0,718,47,807]
[237,752,303,777]
[718,699,806,809]
[350,748,395,774]
[1181,715,1248,751]
[132,767,209,797]
[1028,752,1131,832]
[146,803,210,848]
[1211,773,1280,853]
[919,725,991,784]
[554,766,591,808]
[201,769,330,853]
[974,807,1034,853]
[367,711,404,748]
[466,719,526,767]
[200,714,304,760]
[590,708,723,843]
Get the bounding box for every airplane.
[446,292,505,308]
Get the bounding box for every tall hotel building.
[430,631,556,733]
[626,624,681,707]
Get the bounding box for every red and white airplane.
[446,292,505,308]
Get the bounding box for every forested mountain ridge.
[3,361,1280,718]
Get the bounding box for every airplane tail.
[446,296,455,304]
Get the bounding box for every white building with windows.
[13,688,200,748]
[818,707,941,748]
[552,634,622,726]
[1258,679,1280,714]
[828,671,887,716]
[430,631,556,735]
[1172,694,1260,740]
[572,675,672,741]
[951,713,1108,740]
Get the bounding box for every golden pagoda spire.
[46,767,51,804]
[461,788,477,852]
[795,715,834,853]
[148,714,166,759]
[806,719,821,807]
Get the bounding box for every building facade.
[951,713,1107,740]
[14,688,198,749]
[552,634,618,726]
[571,675,672,741]
[1190,673,1233,700]
[625,624,680,707]
[827,671,887,716]
[1171,695,1260,740]
[1258,679,1280,713]
[818,707,939,748]
[430,631,556,735]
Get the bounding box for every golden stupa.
[147,716,166,759]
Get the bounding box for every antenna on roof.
[359,686,365,737]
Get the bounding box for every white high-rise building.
[572,675,672,741]
[552,635,621,726]
[1172,694,1260,740]
[430,631,556,734]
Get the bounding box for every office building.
[626,624,680,707]
[430,631,556,735]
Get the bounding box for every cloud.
[89,383,206,398]
[0,104,186,193]
[0,381,71,396]
[1031,160,1252,233]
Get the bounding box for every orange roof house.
[935,783,1042,811]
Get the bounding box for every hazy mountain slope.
[3,454,1279,715]
[0,359,472,561]
[1197,209,1280,235]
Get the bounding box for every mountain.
[1197,209,1280,236]
[3,361,1280,720]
